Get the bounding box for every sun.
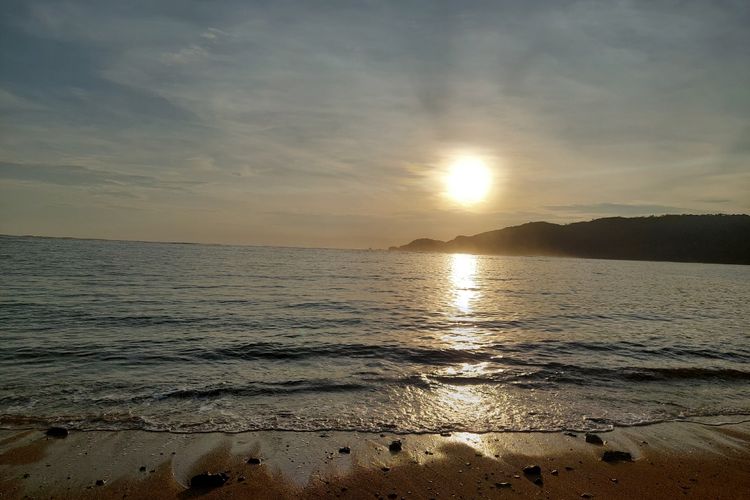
[444,156,492,205]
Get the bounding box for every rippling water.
[1,235,748,433]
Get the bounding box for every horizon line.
[2,213,747,252]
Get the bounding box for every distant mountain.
[390,215,750,265]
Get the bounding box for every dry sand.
[1,418,749,499]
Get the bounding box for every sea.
[1,235,748,434]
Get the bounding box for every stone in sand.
[585,433,604,445]
[339,446,351,454]
[495,482,511,488]
[45,427,69,438]
[602,450,633,462]
[389,440,402,452]
[139,466,146,472]
[581,494,594,498]
[522,464,542,475]
[190,472,229,489]
[551,469,559,475]
[95,479,105,486]
[247,457,262,465]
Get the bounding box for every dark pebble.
[551,469,559,475]
[247,457,262,465]
[381,467,390,472]
[523,464,542,475]
[45,427,69,438]
[581,494,593,499]
[564,432,578,437]
[388,440,402,452]
[585,433,604,445]
[190,472,229,489]
[602,450,633,462]
[22,473,30,479]
[95,480,105,487]
[139,466,146,472]
[339,447,351,454]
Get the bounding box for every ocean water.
[1,235,749,434]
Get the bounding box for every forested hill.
[390,215,750,265]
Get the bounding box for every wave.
[5,338,749,377]
[2,410,749,435]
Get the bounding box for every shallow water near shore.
[1,235,749,433]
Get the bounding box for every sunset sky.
[1,0,749,248]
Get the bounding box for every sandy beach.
[1,418,749,499]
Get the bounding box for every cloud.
[545,203,705,216]
[0,161,177,189]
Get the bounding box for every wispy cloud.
[544,203,705,217]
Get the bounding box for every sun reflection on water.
[433,254,500,433]
[446,254,483,350]
[450,253,478,314]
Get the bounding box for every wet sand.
[1,419,749,499]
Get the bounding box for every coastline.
[1,419,748,499]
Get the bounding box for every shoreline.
[1,420,749,499]
[2,412,748,435]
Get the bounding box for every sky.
[1,0,749,248]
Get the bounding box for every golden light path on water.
[448,253,481,348]
[431,253,507,444]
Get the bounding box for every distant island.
[390,214,750,265]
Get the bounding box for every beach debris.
[45,427,69,438]
[495,482,512,488]
[190,472,229,489]
[95,479,105,486]
[602,450,633,462]
[338,446,351,454]
[551,469,559,475]
[523,464,543,485]
[246,457,262,465]
[522,464,542,475]
[585,433,604,445]
[388,439,402,452]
